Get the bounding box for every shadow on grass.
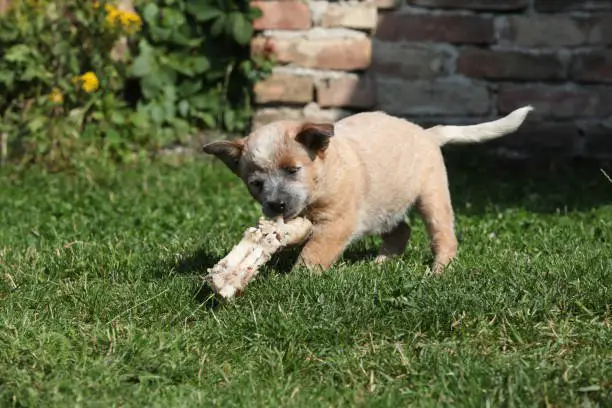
[174,247,219,275]
[156,149,610,306]
[443,146,611,215]
[169,244,379,277]
[163,242,387,307]
[144,247,221,309]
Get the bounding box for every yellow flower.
[49,88,64,104]
[119,10,142,34]
[103,3,142,34]
[74,72,100,93]
[104,4,120,26]
[26,0,44,13]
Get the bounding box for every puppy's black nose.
[266,200,286,214]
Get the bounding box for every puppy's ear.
[202,139,245,174]
[295,123,334,157]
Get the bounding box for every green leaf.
[160,54,208,77]
[162,86,177,120]
[185,1,223,22]
[160,53,195,76]
[248,5,263,20]
[223,109,235,130]
[149,26,173,42]
[149,103,165,125]
[36,140,49,154]
[169,31,202,47]
[192,56,210,74]
[205,69,227,82]
[230,12,252,45]
[130,108,150,129]
[111,111,126,126]
[140,66,176,100]
[130,41,157,78]
[188,94,211,110]
[194,111,216,128]
[105,127,122,145]
[91,111,105,121]
[4,44,34,62]
[211,14,226,37]
[21,65,52,82]
[28,117,47,133]
[161,7,186,29]
[177,80,203,98]
[142,3,159,25]
[178,100,190,117]
[0,70,15,87]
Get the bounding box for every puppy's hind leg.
[416,159,458,275]
[375,221,412,264]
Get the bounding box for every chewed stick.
[204,217,312,300]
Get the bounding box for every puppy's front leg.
[295,220,354,272]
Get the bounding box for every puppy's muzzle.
[265,200,286,215]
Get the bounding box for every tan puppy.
[203,106,533,274]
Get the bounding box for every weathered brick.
[365,0,400,9]
[376,77,491,116]
[252,1,311,30]
[253,104,352,129]
[251,35,372,70]
[0,0,9,14]
[254,73,314,104]
[316,74,376,108]
[535,0,612,12]
[458,48,565,81]
[502,15,612,47]
[418,118,583,157]
[376,14,494,44]
[571,50,612,83]
[302,102,353,123]
[581,120,612,158]
[406,0,528,11]
[253,107,304,130]
[117,0,134,11]
[499,85,612,118]
[371,41,453,79]
[322,3,377,30]
[488,121,582,157]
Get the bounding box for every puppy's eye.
[283,166,301,175]
[249,179,263,190]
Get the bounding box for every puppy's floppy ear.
[202,139,245,174]
[295,123,334,157]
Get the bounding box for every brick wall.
[251,0,612,158]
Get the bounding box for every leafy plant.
[129,0,273,135]
[0,0,147,168]
[0,0,272,169]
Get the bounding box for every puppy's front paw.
[430,260,455,275]
[374,254,389,264]
[292,257,326,275]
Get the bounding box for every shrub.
[0,0,271,169]
[129,0,272,136]
[0,0,143,168]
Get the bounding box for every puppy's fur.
[204,107,533,274]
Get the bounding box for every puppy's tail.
[426,105,534,146]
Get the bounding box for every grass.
[0,149,611,407]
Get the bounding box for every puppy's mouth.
[262,205,303,221]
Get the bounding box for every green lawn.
[1,150,611,407]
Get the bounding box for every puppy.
[203,106,533,274]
